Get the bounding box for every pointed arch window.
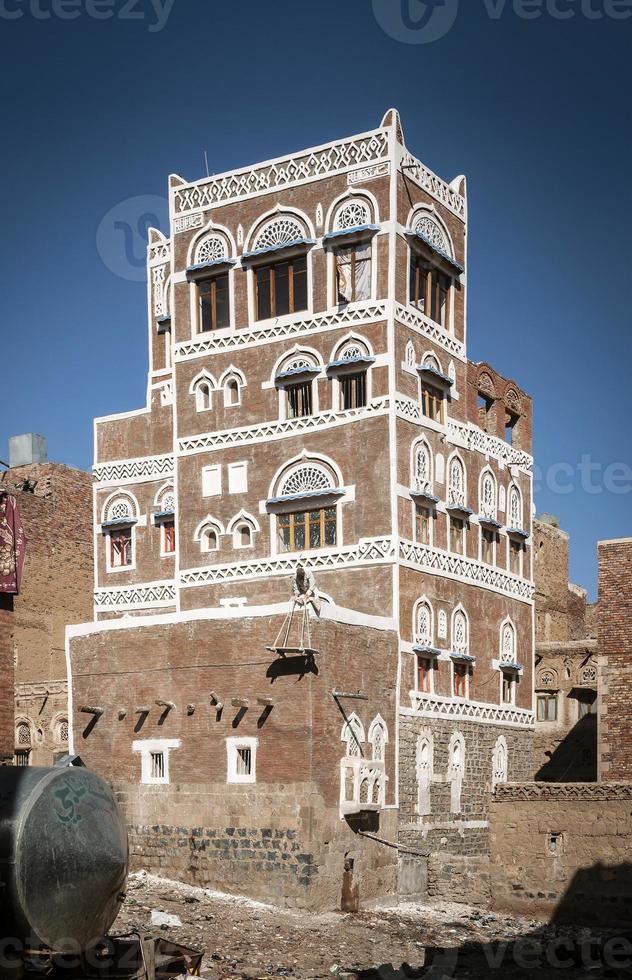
[328,339,374,411]
[407,212,463,329]
[192,375,216,412]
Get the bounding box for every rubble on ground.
[113,872,632,979]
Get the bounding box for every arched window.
[329,338,373,410]
[341,714,365,758]
[202,526,219,552]
[447,731,465,813]
[189,234,232,333]
[480,470,497,519]
[250,216,311,321]
[154,485,176,556]
[492,736,508,787]
[233,521,253,549]
[415,600,434,647]
[103,493,137,570]
[405,340,416,368]
[448,456,466,506]
[409,211,456,328]
[191,374,216,412]
[225,378,240,406]
[500,620,516,663]
[413,214,452,256]
[416,732,434,815]
[508,484,523,529]
[275,352,320,420]
[271,459,341,555]
[334,200,372,230]
[413,441,433,492]
[16,722,31,746]
[368,716,388,763]
[56,719,69,745]
[453,609,469,654]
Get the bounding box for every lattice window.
[415,601,433,646]
[448,734,465,777]
[195,235,227,265]
[281,356,316,374]
[448,457,465,506]
[508,485,522,528]
[252,217,306,252]
[405,340,416,368]
[16,722,31,746]
[337,340,368,361]
[413,214,451,256]
[345,718,364,758]
[153,266,166,316]
[453,610,468,654]
[57,720,69,744]
[369,721,386,762]
[480,472,496,518]
[158,488,175,512]
[501,622,516,663]
[335,200,371,230]
[279,465,334,497]
[414,442,432,491]
[108,499,132,521]
[581,664,597,684]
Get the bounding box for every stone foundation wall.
[117,781,397,911]
[488,782,632,926]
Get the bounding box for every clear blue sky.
[1,0,630,598]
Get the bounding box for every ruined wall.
[488,783,632,927]
[598,538,632,781]
[2,463,93,764]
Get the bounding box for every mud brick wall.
[4,463,93,764]
[398,715,533,856]
[598,538,632,780]
[0,595,14,763]
[488,783,632,926]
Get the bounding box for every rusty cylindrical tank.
[0,759,128,951]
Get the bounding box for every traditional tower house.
[68,110,535,908]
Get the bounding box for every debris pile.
[113,872,631,979]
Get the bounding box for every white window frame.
[202,465,222,497]
[105,525,136,574]
[500,669,517,706]
[228,462,248,495]
[451,660,470,700]
[159,518,176,558]
[226,736,257,784]
[133,738,180,785]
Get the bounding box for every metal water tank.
[0,761,128,950]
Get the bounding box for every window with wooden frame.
[198,273,230,332]
[509,538,523,575]
[501,670,515,705]
[286,381,313,419]
[335,243,371,304]
[417,656,433,694]
[415,505,431,545]
[277,507,337,554]
[161,520,176,555]
[537,692,558,722]
[410,254,452,327]
[255,255,307,320]
[454,663,468,698]
[340,372,367,410]
[110,527,132,568]
[449,516,466,555]
[421,382,444,423]
[481,527,496,565]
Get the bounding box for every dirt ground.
[113,872,632,979]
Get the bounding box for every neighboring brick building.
[0,594,14,763]
[1,442,93,765]
[68,109,536,908]
[532,515,597,781]
[597,537,632,781]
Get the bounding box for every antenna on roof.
[204,150,210,178]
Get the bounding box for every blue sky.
[1,0,630,597]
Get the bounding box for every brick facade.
[533,515,597,781]
[597,537,632,781]
[70,109,536,908]
[2,463,93,765]
[0,594,14,763]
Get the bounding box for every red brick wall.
[0,595,14,762]
[598,538,632,780]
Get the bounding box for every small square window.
[133,738,179,785]
[227,737,257,784]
